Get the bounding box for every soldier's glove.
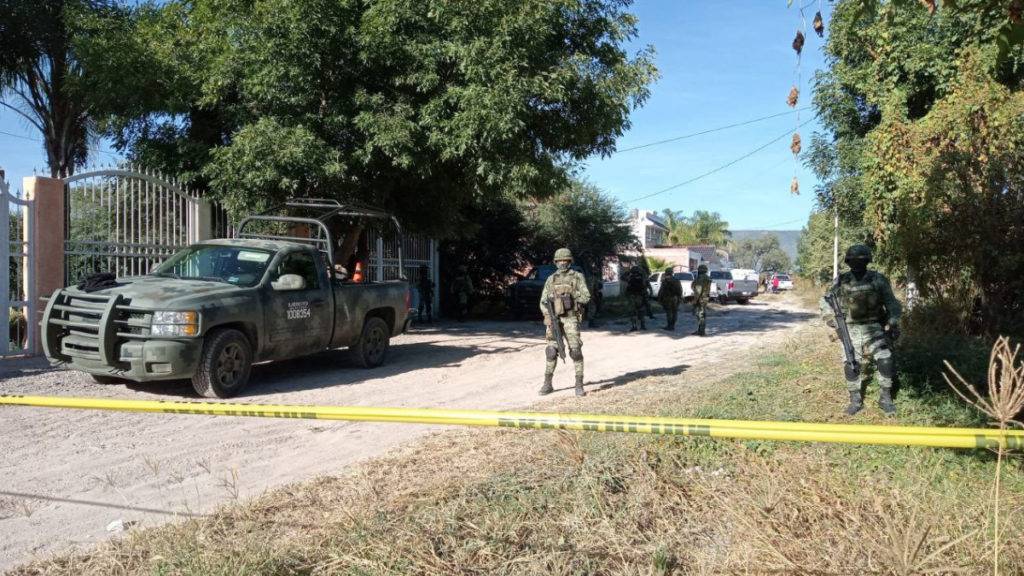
[825,318,836,329]
[543,315,552,327]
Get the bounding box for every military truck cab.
[41,200,411,398]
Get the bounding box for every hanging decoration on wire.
[786,0,826,195]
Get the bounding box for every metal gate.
[367,230,437,310]
[63,167,229,284]
[1,172,34,357]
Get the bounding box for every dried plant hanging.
[813,11,824,37]
[792,30,805,55]
[787,86,800,107]
[790,176,800,195]
[790,132,802,156]
[920,0,937,15]
[1011,0,1023,24]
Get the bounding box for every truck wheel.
[737,297,750,305]
[719,295,728,305]
[353,317,390,368]
[191,329,253,398]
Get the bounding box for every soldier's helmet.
[553,248,573,262]
[844,244,872,264]
[664,266,673,274]
[697,264,708,273]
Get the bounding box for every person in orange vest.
[351,260,365,283]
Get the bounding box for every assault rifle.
[543,298,567,361]
[823,290,860,380]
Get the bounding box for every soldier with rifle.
[690,264,712,336]
[820,244,902,416]
[539,248,591,397]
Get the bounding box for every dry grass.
[944,337,1024,576]
[11,327,1024,576]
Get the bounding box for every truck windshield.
[153,245,275,287]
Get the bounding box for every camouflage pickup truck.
[41,201,411,398]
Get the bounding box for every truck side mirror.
[272,273,306,291]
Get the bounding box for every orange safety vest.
[352,261,365,283]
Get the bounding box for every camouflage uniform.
[417,265,434,323]
[657,268,682,330]
[624,266,648,331]
[638,258,655,319]
[820,244,902,416]
[451,266,474,322]
[540,248,591,397]
[691,265,711,336]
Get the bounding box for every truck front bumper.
[54,338,202,382]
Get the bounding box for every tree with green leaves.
[809,0,1024,335]
[0,0,131,177]
[688,210,730,247]
[732,235,791,274]
[94,0,656,248]
[527,180,639,280]
[795,210,870,284]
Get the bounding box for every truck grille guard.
[41,290,154,366]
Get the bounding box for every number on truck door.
[266,252,332,352]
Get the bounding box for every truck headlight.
[151,311,200,337]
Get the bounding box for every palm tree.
[661,208,696,246]
[690,210,730,247]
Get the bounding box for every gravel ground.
[0,295,814,570]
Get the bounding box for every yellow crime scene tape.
[1,394,1022,450]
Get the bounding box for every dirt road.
[0,296,814,570]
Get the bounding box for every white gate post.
[190,199,213,243]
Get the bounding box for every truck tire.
[719,295,729,305]
[737,297,750,305]
[353,316,390,368]
[191,329,253,398]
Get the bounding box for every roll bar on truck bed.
[235,198,405,280]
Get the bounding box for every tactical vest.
[837,271,885,324]
[550,270,581,316]
[692,275,711,304]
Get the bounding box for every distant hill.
[729,230,801,263]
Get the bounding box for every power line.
[0,128,121,158]
[615,107,810,153]
[627,116,817,204]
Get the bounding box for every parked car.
[772,273,795,291]
[660,271,718,303]
[41,201,411,398]
[507,264,586,319]
[709,269,758,305]
[648,272,662,298]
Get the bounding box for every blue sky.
[582,0,829,230]
[1,1,828,229]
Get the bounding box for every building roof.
[682,245,719,264]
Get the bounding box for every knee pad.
[569,347,583,362]
[545,345,558,361]
[876,354,895,379]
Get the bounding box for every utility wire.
[0,128,121,158]
[627,117,816,204]
[616,107,810,153]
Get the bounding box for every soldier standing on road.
[540,248,591,397]
[820,244,902,416]
[638,258,656,320]
[691,264,712,337]
[657,266,682,331]
[624,266,648,331]
[417,264,435,323]
[451,265,474,322]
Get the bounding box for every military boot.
[539,374,553,396]
[574,374,585,397]
[845,390,863,415]
[878,388,896,416]
[640,319,647,330]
